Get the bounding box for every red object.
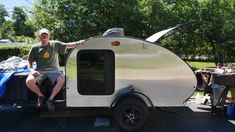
[111,41,120,46]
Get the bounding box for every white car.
[0,39,12,43]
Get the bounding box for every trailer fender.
[110,85,154,111]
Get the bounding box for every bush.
[0,45,32,61]
[12,36,38,44]
[0,45,67,66]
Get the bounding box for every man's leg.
[25,74,45,107]
[231,87,235,104]
[47,76,65,112]
[50,77,65,100]
[25,74,43,97]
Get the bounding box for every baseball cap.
[39,28,50,36]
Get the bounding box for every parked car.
[0,39,12,44]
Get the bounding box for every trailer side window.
[77,50,115,95]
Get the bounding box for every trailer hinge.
[142,42,148,49]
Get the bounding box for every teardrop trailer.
[1,22,197,131]
[65,22,196,131]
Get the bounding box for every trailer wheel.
[113,98,149,131]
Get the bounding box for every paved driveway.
[0,101,234,132]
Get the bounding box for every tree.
[12,7,34,37]
[139,0,235,63]
[0,4,8,25]
[0,21,14,39]
[0,4,9,38]
[32,0,148,42]
[139,0,207,58]
[198,0,235,63]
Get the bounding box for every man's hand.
[31,70,40,77]
[76,40,85,45]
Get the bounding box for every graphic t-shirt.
[28,40,66,70]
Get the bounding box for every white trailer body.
[66,36,196,107]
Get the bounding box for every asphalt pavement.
[0,100,235,132]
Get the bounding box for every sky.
[0,0,36,19]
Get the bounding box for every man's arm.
[201,70,220,75]
[66,40,85,49]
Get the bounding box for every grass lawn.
[63,61,216,73]
[187,61,215,71]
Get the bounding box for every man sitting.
[25,28,85,112]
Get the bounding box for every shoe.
[46,99,55,112]
[211,106,216,115]
[36,96,45,108]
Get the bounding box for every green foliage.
[0,4,11,38]
[0,45,32,61]
[32,0,148,41]
[197,0,235,62]
[12,7,35,37]
[12,36,37,44]
[0,4,8,25]
[0,5,36,40]
[139,0,235,63]
[0,21,14,39]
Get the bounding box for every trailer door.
[77,50,115,95]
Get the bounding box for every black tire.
[113,98,149,131]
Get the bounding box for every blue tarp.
[0,70,14,97]
[0,67,29,97]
